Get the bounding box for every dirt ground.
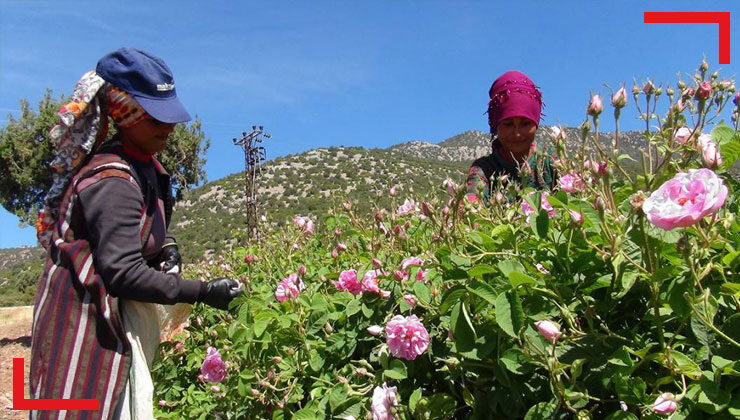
[0,306,32,420]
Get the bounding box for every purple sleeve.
[78,177,201,304]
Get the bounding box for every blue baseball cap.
[96,47,191,123]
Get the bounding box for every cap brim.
[134,95,192,124]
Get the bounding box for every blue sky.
[1,0,738,248]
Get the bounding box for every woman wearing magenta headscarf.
[466,70,556,202]
[31,48,241,419]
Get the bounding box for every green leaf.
[345,298,361,317]
[661,350,702,379]
[695,376,731,414]
[253,311,274,337]
[413,281,432,304]
[524,402,558,420]
[468,264,497,278]
[451,301,476,351]
[334,397,362,418]
[292,400,322,420]
[615,271,638,298]
[439,286,467,314]
[450,253,473,269]
[713,122,740,170]
[495,290,525,338]
[509,271,537,287]
[329,385,348,412]
[309,349,324,372]
[535,209,549,239]
[498,259,526,277]
[608,347,633,367]
[384,359,408,380]
[409,388,422,413]
[500,348,531,374]
[467,280,498,306]
[416,394,457,420]
[604,412,638,420]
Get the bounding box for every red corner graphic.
[12,358,99,411]
[644,12,731,64]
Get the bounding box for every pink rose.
[558,173,585,193]
[380,290,391,299]
[401,256,423,270]
[372,258,382,269]
[274,273,306,302]
[587,94,603,116]
[293,214,306,228]
[304,219,314,234]
[331,249,338,259]
[244,254,256,263]
[397,198,419,216]
[642,168,728,230]
[403,294,417,307]
[534,320,562,343]
[394,270,408,282]
[415,269,428,283]
[210,385,220,393]
[361,269,383,293]
[335,269,363,295]
[652,393,678,414]
[200,347,227,383]
[389,186,397,197]
[298,265,307,276]
[522,192,555,218]
[386,314,429,360]
[336,242,348,252]
[158,400,167,407]
[674,127,692,145]
[371,383,399,420]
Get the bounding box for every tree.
[157,117,210,200]
[0,91,210,226]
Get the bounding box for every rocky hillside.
[170,146,467,261]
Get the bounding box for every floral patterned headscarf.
[37,70,149,249]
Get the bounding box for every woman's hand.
[159,244,182,274]
[198,278,243,310]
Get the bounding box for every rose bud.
[534,320,562,343]
[367,325,383,336]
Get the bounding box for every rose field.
[150,62,740,419]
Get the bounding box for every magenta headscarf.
[487,70,543,134]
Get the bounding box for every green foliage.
[0,91,59,224]
[152,62,740,419]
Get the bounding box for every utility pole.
[232,125,271,243]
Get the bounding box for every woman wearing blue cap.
[30,47,240,419]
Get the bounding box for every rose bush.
[152,61,740,419]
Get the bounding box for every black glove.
[159,244,182,273]
[198,278,242,310]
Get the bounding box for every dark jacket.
[30,141,200,419]
[466,140,557,202]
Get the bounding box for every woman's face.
[496,117,537,159]
[118,116,176,155]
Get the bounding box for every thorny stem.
[686,293,740,349]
